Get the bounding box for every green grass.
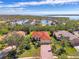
[0,44,3,50]
[18,45,40,57]
[64,46,77,56]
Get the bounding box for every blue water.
[69,16,79,20]
[51,16,79,20]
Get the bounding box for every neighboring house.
[13,31,26,36]
[30,19,36,25]
[0,31,26,41]
[31,31,51,44]
[6,31,26,38]
[0,46,16,59]
[73,31,79,37]
[41,20,48,26]
[11,19,29,25]
[53,30,78,40]
[53,30,79,51]
[35,20,41,25]
[74,46,79,52]
[48,20,53,26]
[0,35,6,41]
[24,20,32,25]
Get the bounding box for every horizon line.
[0,14,79,16]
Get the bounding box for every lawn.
[64,46,77,56]
[18,45,40,57]
[0,44,3,50]
[51,37,79,56]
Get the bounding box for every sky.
[0,0,79,15]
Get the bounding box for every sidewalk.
[18,57,39,59]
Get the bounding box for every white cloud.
[0,7,79,15]
[0,7,32,15]
[0,0,79,15]
[16,0,79,6]
[47,0,79,3]
[0,0,78,8]
[1,0,79,7]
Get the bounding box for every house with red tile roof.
[31,31,51,44]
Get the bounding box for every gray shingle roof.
[54,30,79,46]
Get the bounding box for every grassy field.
[19,45,40,57]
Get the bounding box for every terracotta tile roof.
[32,31,51,40]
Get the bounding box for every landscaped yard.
[18,34,40,58]
[18,45,40,57]
[51,37,79,56]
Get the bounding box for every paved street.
[40,45,54,59]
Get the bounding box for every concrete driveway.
[40,45,54,59]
